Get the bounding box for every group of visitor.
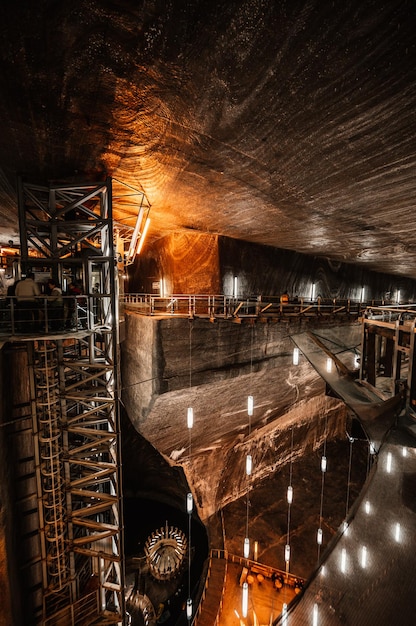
[8,272,85,332]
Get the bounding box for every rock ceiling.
[1,0,416,277]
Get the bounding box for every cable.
[285,424,294,575]
[317,413,328,564]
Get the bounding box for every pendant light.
[285,425,294,574]
[186,322,193,620]
[317,413,327,564]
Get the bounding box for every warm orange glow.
[0,247,19,256]
[136,217,151,255]
[127,207,145,261]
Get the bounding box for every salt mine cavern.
[1,2,416,625]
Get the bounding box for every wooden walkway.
[193,551,300,626]
[194,556,227,626]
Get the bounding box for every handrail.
[0,294,108,336]
[3,293,413,336]
[192,548,304,626]
[122,293,395,320]
[42,590,100,626]
[363,304,416,325]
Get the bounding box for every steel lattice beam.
[18,178,125,626]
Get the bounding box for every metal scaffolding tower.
[18,177,125,625]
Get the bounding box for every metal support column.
[18,177,125,625]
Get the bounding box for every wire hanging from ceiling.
[317,412,328,564]
[186,320,194,621]
[186,490,193,622]
[187,321,194,453]
[343,430,355,535]
[285,423,294,575]
[242,323,255,618]
[244,324,254,560]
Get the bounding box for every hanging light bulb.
[136,217,151,255]
[186,492,193,514]
[287,485,293,504]
[313,603,318,626]
[361,546,367,569]
[395,522,401,542]
[386,451,392,473]
[285,544,291,563]
[293,347,300,365]
[321,456,327,473]
[242,582,248,617]
[246,454,252,476]
[234,276,238,299]
[186,598,193,620]
[247,395,254,416]
[365,500,371,514]
[326,357,333,373]
[402,446,407,457]
[282,603,288,626]
[187,407,193,429]
[317,528,323,545]
[244,537,250,559]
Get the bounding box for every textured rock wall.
[129,232,221,294]
[121,313,350,521]
[182,394,347,522]
[2,0,415,294]
[121,313,160,424]
[130,232,416,301]
[218,236,416,302]
[121,408,190,511]
[0,343,33,626]
[1,2,416,279]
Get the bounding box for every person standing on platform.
[280,290,289,304]
[65,280,83,329]
[15,271,40,331]
[46,279,64,330]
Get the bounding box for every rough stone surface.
[119,313,370,615]
[1,1,416,278]
[131,233,416,301]
[120,314,358,521]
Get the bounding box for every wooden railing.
[192,548,304,626]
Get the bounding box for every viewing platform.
[0,294,108,339]
[122,293,386,321]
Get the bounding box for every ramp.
[292,331,404,449]
[276,331,416,625]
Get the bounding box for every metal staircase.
[18,178,125,625]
